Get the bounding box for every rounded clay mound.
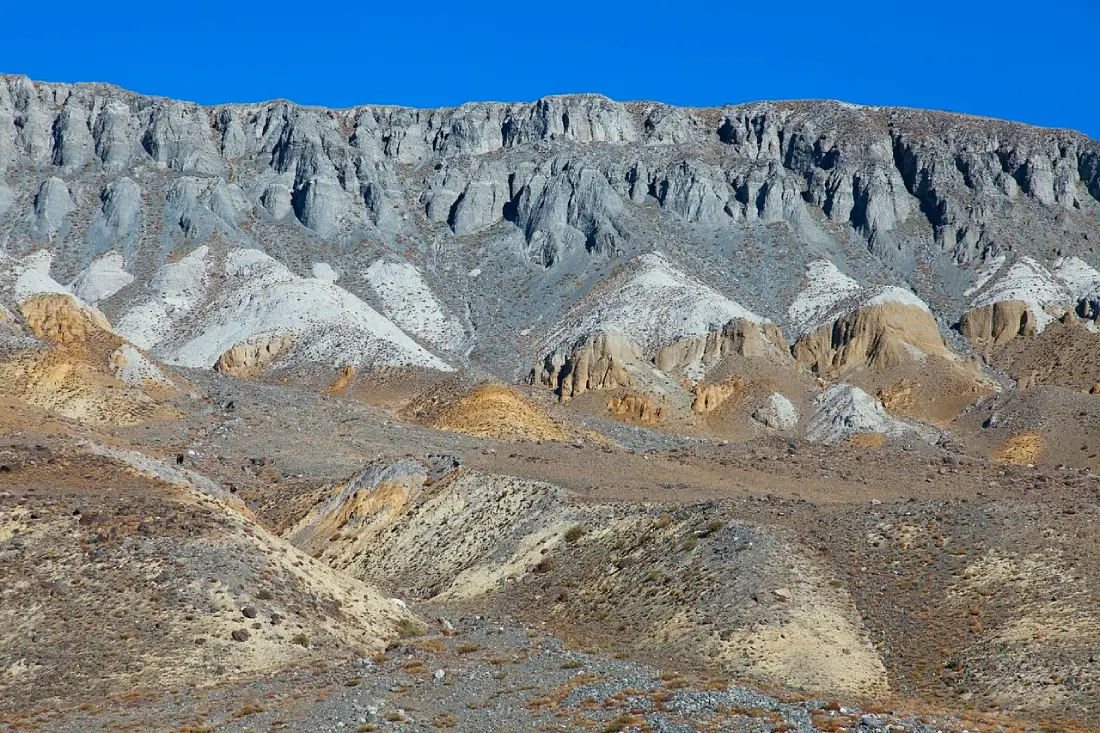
[428,384,570,441]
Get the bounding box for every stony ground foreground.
[2,371,1099,731]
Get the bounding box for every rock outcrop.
[606,391,667,424]
[993,430,1044,465]
[19,293,111,346]
[655,320,790,376]
[1,294,178,425]
[785,259,992,424]
[537,252,767,365]
[288,458,436,558]
[325,365,356,396]
[213,332,295,379]
[0,76,1096,279]
[751,393,799,431]
[690,377,745,413]
[2,75,1100,400]
[793,293,949,377]
[806,383,934,445]
[422,384,570,441]
[960,256,1100,350]
[959,300,1038,346]
[535,331,639,400]
[533,254,780,400]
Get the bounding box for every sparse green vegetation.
[602,714,642,732]
[432,712,457,728]
[564,524,587,543]
[232,703,263,718]
[396,618,427,637]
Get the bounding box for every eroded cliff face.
[959,300,1038,347]
[793,300,949,378]
[533,319,794,403]
[3,75,1097,283]
[785,275,995,425]
[19,291,111,345]
[655,321,790,375]
[534,331,640,400]
[1,74,1099,387]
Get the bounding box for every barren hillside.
[1,75,1099,731]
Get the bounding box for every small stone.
[773,588,792,601]
[242,606,258,618]
[231,628,250,642]
[433,669,445,680]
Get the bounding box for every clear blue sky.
[5,0,1098,138]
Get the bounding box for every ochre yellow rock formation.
[878,379,919,415]
[214,333,295,378]
[993,430,1044,465]
[429,384,570,441]
[656,320,789,374]
[607,391,667,424]
[1,294,178,425]
[19,294,112,346]
[690,377,745,413]
[325,365,356,396]
[959,300,1038,347]
[793,301,948,378]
